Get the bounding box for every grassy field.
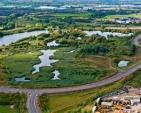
[0,105,18,113]
[40,80,124,113]
[1,38,141,88]
[0,93,27,113]
[53,13,92,18]
[126,69,141,87]
[0,45,116,88]
[104,13,141,19]
[52,47,116,85]
[2,52,39,76]
[39,65,141,113]
[0,27,141,88]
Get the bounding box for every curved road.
[133,33,141,47]
[1,58,141,113]
[0,34,141,113]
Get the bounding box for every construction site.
[93,87,141,113]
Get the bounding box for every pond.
[118,60,129,68]
[32,49,58,74]
[51,70,61,80]
[0,30,48,46]
[47,41,60,47]
[32,40,60,80]
[15,77,31,82]
[32,40,60,74]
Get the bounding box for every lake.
[0,30,48,46]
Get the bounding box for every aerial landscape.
[1,0,141,113]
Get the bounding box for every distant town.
[110,18,141,24]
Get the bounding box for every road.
[1,63,141,113]
[133,33,141,47]
[27,91,41,113]
[0,34,141,113]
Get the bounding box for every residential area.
[110,18,141,24]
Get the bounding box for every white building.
[101,102,113,107]
[130,99,141,106]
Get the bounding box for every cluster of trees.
[46,27,136,58]
[39,94,50,113]
[0,93,27,113]
[78,35,136,57]
[0,32,4,37]
[58,37,80,46]
[47,27,85,46]
[80,44,109,55]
